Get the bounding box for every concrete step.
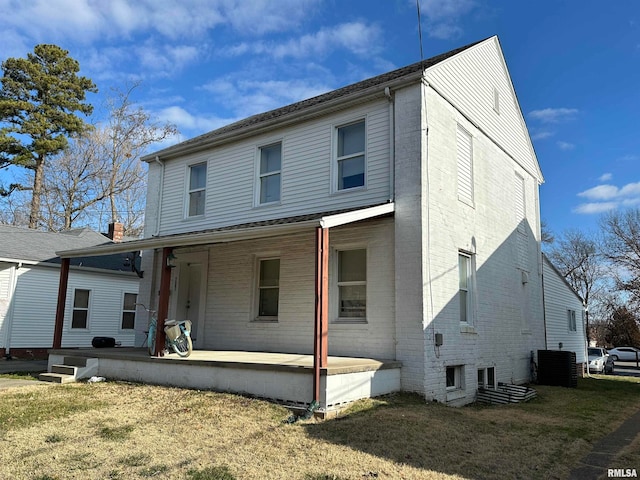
[51,364,78,376]
[38,372,76,384]
[62,356,90,367]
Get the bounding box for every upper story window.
[456,125,473,206]
[258,142,282,205]
[336,120,365,191]
[337,248,367,320]
[188,163,207,217]
[72,288,91,329]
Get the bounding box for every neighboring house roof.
[141,37,490,162]
[542,253,585,305]
[0,224,136,272]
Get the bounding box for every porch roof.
[56,202,395,258]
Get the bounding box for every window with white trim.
[568,309,577,332]
[258,142,281,204]
[446,365,464,391]
[456,125,473,205]
[337,248,367,320]
[459,252,474,325]
[187,163,207,217]
[478,367,496,389]
[336,120,365,190]
[256,258,280,319]
[121,292,137,330]
[72,289,90,329]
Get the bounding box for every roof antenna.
[416,0,425,65]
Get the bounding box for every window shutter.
[457,125,473,205]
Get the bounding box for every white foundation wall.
[419,84,545,405]
[200,218,395,359]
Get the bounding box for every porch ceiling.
[56,202,394,258]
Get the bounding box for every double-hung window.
[258,142,281,204]
[336,120,365,190]
[446,365,463,391]
[188,163,207,217]
[257,258,280,319]
[459,252,473,325]
[337,249,367,320]
[121,292,137,330]
[72,289,90,329]
[568,309,577,332]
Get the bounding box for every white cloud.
[419,0,477,39]
[202,77,331,118]
[531,131,554,141]
[557,141,575,151]
[599,173,613,182]
[528,108,579,123]
[573,202,618,214]
[156,106,232,135]
[578,184,619,200]
[575,181,640,215]
[222,22,383,60]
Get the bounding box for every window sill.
[331,185,367,196]
[249,318,279,326]
[253,201,281,209]
[332,318,368,325]
[446,389,466,402]
[460,324,476,334]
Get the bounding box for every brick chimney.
[108,222,124,243]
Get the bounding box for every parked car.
[608,346,640,362]
[587,347,614,374]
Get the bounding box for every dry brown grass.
[0,375,638,480]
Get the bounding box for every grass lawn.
[0,375,638,480]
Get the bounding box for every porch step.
[38,372,76,384]
[39,357,99,384]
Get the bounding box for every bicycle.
[136,303,193,357]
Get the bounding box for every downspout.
[153,155,165,237]
[385,86,395,202]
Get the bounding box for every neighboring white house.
[56,36,546,407]
[0,224,140,358]
[542,254,587,367]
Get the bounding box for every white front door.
[170,251,208,348]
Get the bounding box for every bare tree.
[546,229,607,341]
[32,84,177,235]
[601,208,640,306]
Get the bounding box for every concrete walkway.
[569,408,640,480]
[0,359,49,391]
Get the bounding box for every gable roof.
[141,37,490,162]
[0,224,134,272]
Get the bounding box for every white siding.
[196,218,395,358]
[424,37,541,183]
[0,263,13,349]
[543,257,586,363]
[154,101,391,236]
[9,266,139,348]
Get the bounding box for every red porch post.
[53,258,70,349]
[155,247,173,356]
[313,227,329,402]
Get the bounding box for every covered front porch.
[47,347,401,416]
[49,204,400,413]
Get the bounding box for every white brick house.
[55,36,545,407]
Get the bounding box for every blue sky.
[1,0,638,237]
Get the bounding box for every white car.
[608,347,640,362]
[587,347,614,374]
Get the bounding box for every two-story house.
[51,36,545,410]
